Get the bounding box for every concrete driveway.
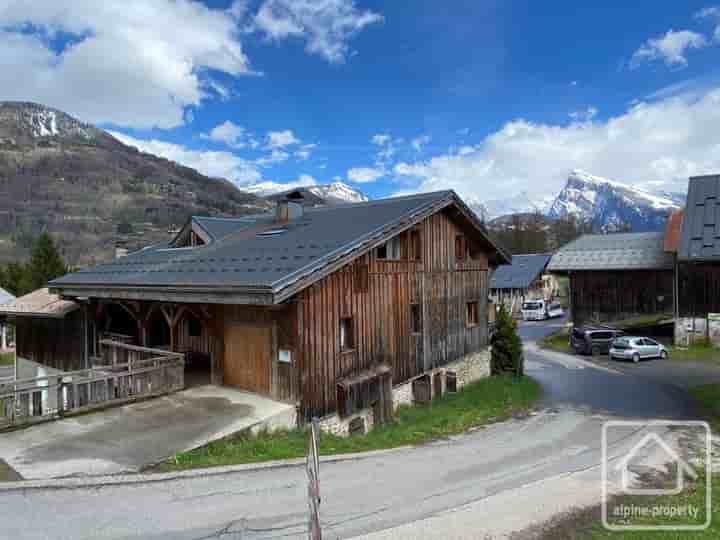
[0,385,295,480]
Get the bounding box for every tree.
[28,232,67,291]
[491,304,524,377]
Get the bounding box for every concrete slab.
[0,385,295,480]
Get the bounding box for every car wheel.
[632,353,640,363]
[660,350,668,360]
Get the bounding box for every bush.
[491,304,524,376]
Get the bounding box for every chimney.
[276,201,304,221]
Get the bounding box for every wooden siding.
[295,209,490,419]
[569,270,674,326]
[678,263,720,317]
[15,310,86,372]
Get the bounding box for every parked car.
[570,325,624,355]
[521,299,563,321]
[609,336,669,363]
[546,301,565,319]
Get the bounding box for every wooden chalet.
[547,232,675,326]
[675,174,720,345]
[489,253,554,314]
[31,191,509,423]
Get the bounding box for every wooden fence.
[0,341,184,431]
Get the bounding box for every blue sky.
[2,0,720,207]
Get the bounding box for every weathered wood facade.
[568,270,674,326]
[14,310,87,372]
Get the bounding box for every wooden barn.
[29,191,508,427]
[547,232,674,326]
[675,174,720,345]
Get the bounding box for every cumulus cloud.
[411,134,431,152]
[696,6,720,40]
[110,131,263,185]
[0,0,253,129]
[393,86,720,203]
[253,0,383,63]
[568,107,598,122]
[371,134,391,146]
[631,29,708,68]
[204,120,258,149]
[347,166,385,183]
[267,129,301,148]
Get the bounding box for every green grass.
[612,314,673,330]
[668,343,720,364]
[690,383,720,432]
[156,375,541,472]
[539,329,572,354]
[0,351,14,366]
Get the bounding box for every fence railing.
[0,340,184,431]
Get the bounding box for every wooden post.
[307,418,322,540]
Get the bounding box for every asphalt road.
[0,318,704,540]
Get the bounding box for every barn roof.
[0,287,14,306]
[547,232,674,272]
[490,253,551,290]
[50,191,510,304]
[678,174,720,261]
[0,288,79,319]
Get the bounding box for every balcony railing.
[0,340,184,431]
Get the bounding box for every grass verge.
[668,343,720,364]
[539,329,572,354]
[156,374,541,472]
[0,351,14,366]
[690,383,720,432]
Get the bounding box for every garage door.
[224,324,271,394]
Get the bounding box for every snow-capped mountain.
[547,170,682,232]
[242,181,369,205]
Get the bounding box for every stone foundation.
[318,348,491,436]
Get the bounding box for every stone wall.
[317,348,491,436]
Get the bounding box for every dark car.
[570,325,624,356]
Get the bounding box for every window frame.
[411,303,422,334]
[340,316,355,352]
[377,236,402,261]
[455,234,467,261]
[409,229,422,261]
[466,301,479,327]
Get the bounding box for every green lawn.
[669,343,720,364]
[0,351,14,366]
[156,374,541,472]
[539,330,572,354]
[690,383,720,432]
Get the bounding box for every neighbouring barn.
[489,253,553,314]
[9,191,509,434]
[0,286,15,350]
[675,174,720,345]
[547,232,675,326]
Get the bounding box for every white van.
[521,300,564,321]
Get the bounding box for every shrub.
[491,303,524,376]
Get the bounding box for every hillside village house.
[489,253,554,314]
[4,191,509,433]
[547,232,675,326]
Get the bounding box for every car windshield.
[523,302,542,310]
[612,337,631,348]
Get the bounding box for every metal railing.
[0,340,184,431]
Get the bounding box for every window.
[411,303,422,334]
[340,317,355,351]
[409,229,422,261]
[455,235,466,261]
[377,236,401,260]
[466,301,479,327]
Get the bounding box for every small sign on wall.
[278,349,292,364]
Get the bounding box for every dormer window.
[377,236,401,261]
[170,218,211,249]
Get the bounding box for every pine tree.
[28,232,67,291]
[491,303,524,376]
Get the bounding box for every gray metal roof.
[51,191,510,302]
[547,232,674,272]
[490,253,551,290]
[678,174,720,261]
[0,287,15,305]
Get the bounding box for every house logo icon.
[616,432,697,496]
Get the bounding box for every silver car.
[609,336,669,363]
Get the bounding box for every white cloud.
[411,134,431,152]
[631,29,708,68]
[204,120,255,148]
[568,106,598,122]
[109,131,262,185]
[256,148,290,166]
[241,174,318,195]
[347,166,385,183]
[295,143,317,160]
[267,129,301,148]
[253,0,383,63]
[392,86,720,203]
[371,134,391,146]
[696,6,720,40]
[0,0,253,129]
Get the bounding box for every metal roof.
[0,287,14,305]
[678,174,720,261]
[51,191,510,303]
[547,232,674,272]
[490,253,551,290]
[0,288,79,318]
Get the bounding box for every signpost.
[307,418,322,540]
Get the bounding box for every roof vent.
[276,201,304,221]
